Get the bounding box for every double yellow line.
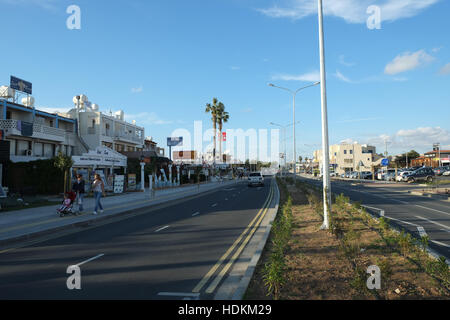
[192,181,274,294]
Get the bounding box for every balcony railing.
[0,119,66,141]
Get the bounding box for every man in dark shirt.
[72,174,86,214]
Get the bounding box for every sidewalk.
[0,179,239,246]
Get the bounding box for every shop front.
[72,147,127,193]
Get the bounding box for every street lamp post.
[318,0,331,230]
[268,83,320,181]
[270,121,301,177]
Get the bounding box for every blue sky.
[1,0,449,160]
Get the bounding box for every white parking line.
[76,254,105,267]
[211,203,218,208]
[192,212,200,217]
[155,226,170,233]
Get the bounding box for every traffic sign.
[381,158,390,166]
[167,137,183,147]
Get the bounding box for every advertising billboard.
[10,76,32,95]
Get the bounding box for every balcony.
[0,119,66,142]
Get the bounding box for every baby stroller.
[57,191,77,217]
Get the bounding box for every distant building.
[314,143,383,175]
[411,150,450,168]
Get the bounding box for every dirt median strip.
[245,178,450,300]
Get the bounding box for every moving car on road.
[248,172,265,187]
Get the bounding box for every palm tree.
[216,103,229,163]
[205,98,220,162]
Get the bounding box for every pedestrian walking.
[72,174,85,214]
[92,174,105,215]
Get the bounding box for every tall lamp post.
[318,0,331,230]
[268,82,320,181]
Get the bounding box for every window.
[344,150,347,154]
[350,150,353,155]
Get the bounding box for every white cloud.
[0,0,59,11]
[367,127,450,152]
[439,63,450,75]
[125,112,173,125]
[258,0,439,23]
[272,70,320,82]
[339,55,356,67]
[131,86,143,94]
[384,50,434,75]
[335,70,354,83]
[230,66,241,71]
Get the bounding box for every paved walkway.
[0,179,239,245]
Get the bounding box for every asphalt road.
[0,179,273,300]
[299,176,450,259]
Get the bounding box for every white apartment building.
[0,96,82,163]
[66,95,145,153]
[314,143,382,175]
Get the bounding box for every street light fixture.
[268,82,320,181]
[270,121,301,176]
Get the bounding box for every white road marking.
[211,203,218,208]
[76,254,105,267]
[417,226,428,238]
[414,205,450,217]
[192,212,200,217]
[415,216,450,231]
[155,226,170,233]
[385,216,421,228]
[430,240,450,248]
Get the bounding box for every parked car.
[443,168,450,176]
[360,171,373,180]
[405,167,435,183]
[396,171,412,182]
[248,172,264,187]
[434,167,448,176]
[377,169,396,180]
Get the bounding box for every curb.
[0,180,239,248]
[213,180,280,300]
